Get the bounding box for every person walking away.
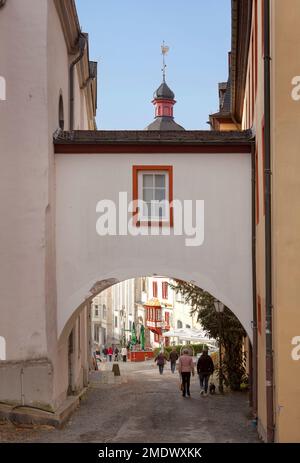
[114,346,119,361]
[155,351,167,375]
[121,346,128,362]
[169,347,179,374]
[108,346,113,362]
[103,346,108,361]
[197,347,214,396]
[178,349,195,397]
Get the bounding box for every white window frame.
[137,170,170,222]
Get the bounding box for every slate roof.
[145,117,185,131]
[54,129,254,146]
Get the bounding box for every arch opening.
[58,275,252,397]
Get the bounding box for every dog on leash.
[209,382,216,394]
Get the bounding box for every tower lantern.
[145,43,185,131]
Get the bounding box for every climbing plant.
[169,280,248,390]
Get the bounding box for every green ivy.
[169,281,248,391]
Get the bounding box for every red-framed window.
[132,166,173,227]
[153,281,158,298]
[162,282,168,299]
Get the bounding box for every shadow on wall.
[0,336,6,360]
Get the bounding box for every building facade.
[2,0,299,443]
[91,277,202,351]
[91,279,136,348]
[210,0,300,443]
[0,0,97,410]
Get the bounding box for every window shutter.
[153,281,158,298]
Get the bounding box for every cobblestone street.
[0,361,260,443]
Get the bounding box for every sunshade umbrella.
[140,324,145,350]
[131,322,137,345]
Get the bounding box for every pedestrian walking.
[102,346,108,361]
[154,351,167,375]
[121,346,128,362]
[169,347,179,374]
[114,346,119,361]
[108,346,113,362]
[197,347,214,396]
[178,349,195,397]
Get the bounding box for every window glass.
[141,173,167,219]
[143,188,153,202]
[155,175,165,188]
[137,169,171,222]
[143,175,153,187]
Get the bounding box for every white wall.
[56,151,253,341]
[0,0,50,361]
[0,0,95,408]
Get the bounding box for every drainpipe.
[263,0,274,443]
[251,142,258,419]
[69,34,86,131]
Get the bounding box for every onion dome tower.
[145,43,185,131]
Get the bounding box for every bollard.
[112,363,121,376]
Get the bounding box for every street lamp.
[214,299,225,394]
[119,307,126,347]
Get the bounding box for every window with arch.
[186,324,191,329]
[58,94,64,130]
[177,320,183,329]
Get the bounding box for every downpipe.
[251,143,258,418]
[263,0,275,443]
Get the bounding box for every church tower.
[145,43,185,131]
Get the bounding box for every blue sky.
[76,0,231,130]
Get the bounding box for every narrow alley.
[0,361,259,443]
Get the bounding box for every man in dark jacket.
[169,347,179,374]
[197,348,214,396]
[154,351,168,375]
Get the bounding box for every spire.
[144,43,185,131]
[161,41,169,83]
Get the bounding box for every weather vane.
[161,41,170,82]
